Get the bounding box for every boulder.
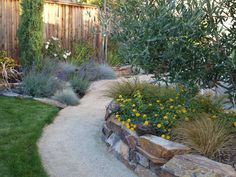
[105,133,120,147]
[102,124,112,139]
[120,126,139,149]
[106,115,122,135]
[105,101,119,121]
[162,154,236,177]
[139,135,190,160]
[134,165,157,177]
[113,140,129,161]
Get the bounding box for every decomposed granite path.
[38,78,149,177]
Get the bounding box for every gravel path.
[38,79,138,177]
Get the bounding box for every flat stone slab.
[34,98,67,109]
[139,135,190,159]
[162,154,236,177]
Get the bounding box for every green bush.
[107,41,122,67]
[110,81,236,139]
[53,88,80,106]
[69,41,95,66]
[17,0,44,69]
[112,0,236,104]
[21,71,61,97]
[69,74,90,96]
[43,37,71,61]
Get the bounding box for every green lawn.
[0,96,59,177]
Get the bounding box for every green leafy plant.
[69,74,90,96]
[112,0,236,105]
[173,116,231,158]
[107,41,122,66]
[69,40,95,65]
[43,37,71,61]
[53,87,80,106]
[17,0,44,69]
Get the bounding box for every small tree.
[17,0,44,69]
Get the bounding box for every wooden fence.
[0,0,102,60]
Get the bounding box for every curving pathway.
[38,79,139,177]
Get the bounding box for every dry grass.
[174,115,231,158]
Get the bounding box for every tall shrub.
[112,0,236,104]
[17,0,44,69]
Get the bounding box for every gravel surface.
[38,79,140,177]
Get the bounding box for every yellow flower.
[143,121,149,126]
[132,104,136,107]
[126,124,130,129]
[166,135,171,140]
[212,115,217,119]
[133,124,137,128]
[136,113,141,117]
[163,115,168,120]
[143,114,147,119]
[119,95,123,99]
[182,108,187,113]
[233,121,236,127]
[130,128,135,131]
[161,134,165,139]
[118,118,121,122]
[127,119,131,123]
[170,106,174,109]
[185,117,189,121]
[156,100,160,103]
[149,103,153,106]
[116,99,120,102]
[115,114,120,118]
[132,109,137,112]
[169,98,174,102]
[154,114,158,117]
[122,121,125,125]
[157,124,161,128]
[160,107,164,110]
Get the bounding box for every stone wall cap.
[140,135,190,150]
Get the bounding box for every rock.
[105,101,119,121]
[139,135,190,160]
[105,133,120,147]
[162,154,236,177]
[113,140,129,161]
[136,124,156,136]
[1,91,20,97]
[136,151,150,168]
[121,126,139,149]
[137,147,168,165]
[106,115,122,135]
[102,123,112,139]
[34,98,67,109]
[134,165,157,177]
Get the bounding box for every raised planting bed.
[102,101,236,177]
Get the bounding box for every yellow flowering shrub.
[114,89,236,139]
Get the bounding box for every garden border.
[102,101,236,177]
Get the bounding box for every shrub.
[69,74,90,96]
[55,62,78,81]
[78,60,116,81]
[0,51,20,89]
[173,116,231,158]
[43,37,71,61]
[21,71,61,97]
[107,41,122,67]
[111,81,236,138]
[69,40,94,66]
[17,0,44,68]
[112,0,236,105]
[53,88,80,106]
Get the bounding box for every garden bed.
[102,101,236,177]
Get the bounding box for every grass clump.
[173,116,231,158]
[69,74,90,96]
[53,88,80,106]
[21,70,61,97]
[0,96,58,177]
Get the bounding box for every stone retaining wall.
[102,101,236,177]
